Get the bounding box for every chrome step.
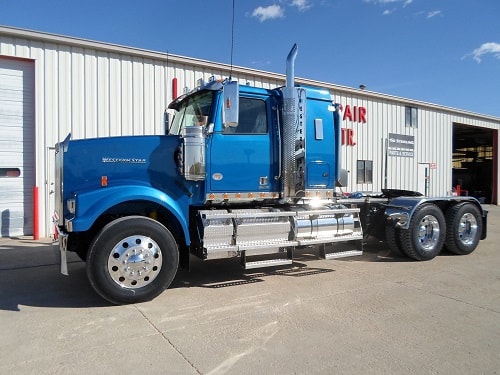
[297,233,363,246]
[241,247,294,270]
[204,245,239,260]
[319,241,363,260]
[322,250,363,259]
[243,258,293,270]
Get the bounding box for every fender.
[67,184,191,245]
[385,195,485,231]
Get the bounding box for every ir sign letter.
[341,128,356,146]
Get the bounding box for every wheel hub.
[458,213,478,245]
[107,235,163,289]
[417,215,440,250]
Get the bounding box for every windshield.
[169,90,215,135]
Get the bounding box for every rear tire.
[444,203,482,255]
[87,216,179,305]
[400,204,446,261]
[385,225,408,257]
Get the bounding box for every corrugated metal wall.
[0,26,499,237]
[332,91,499,197]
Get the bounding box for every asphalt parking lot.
[1,205,499,374]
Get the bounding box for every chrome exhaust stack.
[281,44,299,201]
[286,43,298,89]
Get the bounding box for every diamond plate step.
[243,258,293,270]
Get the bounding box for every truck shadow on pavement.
[0,239,413,311]
[170,240,411,290]
[0,242,109,311]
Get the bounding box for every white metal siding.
[0,57,34,237]
[331,91,498,197]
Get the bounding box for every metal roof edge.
[294,76,500,123]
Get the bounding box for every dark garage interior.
[453,123,497,204]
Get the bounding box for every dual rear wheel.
[386,202,482,261]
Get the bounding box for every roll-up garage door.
[0,58,35,237]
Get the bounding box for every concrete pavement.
[1,205,499,374]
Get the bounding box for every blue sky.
[1,0,499,117]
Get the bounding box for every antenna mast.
[229,0,235,80]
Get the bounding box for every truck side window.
[223,97,267,134]
[169,90,214,135]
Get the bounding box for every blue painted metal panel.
[209,132,274,192]
[62,135,197,243]
[302,86,336,190]
[207,88,279,193]
[71,184,190,239]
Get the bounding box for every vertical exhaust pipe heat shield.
[282,44,299,200]
[181,126,206,181]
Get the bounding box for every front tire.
[400,204,446,261]
[444,203,482,255]
[87,216,179,305]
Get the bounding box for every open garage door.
[453,123,497,204]
[0,57,35,237]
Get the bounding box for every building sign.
[342,105,367,123]
[341,128,356,145]
[388,133,414,157]
[339,104,367,146]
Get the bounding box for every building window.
[357,160,373,184]
[0,168,21,178]
[405,106,418,128]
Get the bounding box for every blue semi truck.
[55,45,487,304]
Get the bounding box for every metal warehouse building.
[1,25,499,238]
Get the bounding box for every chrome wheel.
[400,204,446,261]
[456,213,478,246]
[417,214,441,251]
[107,235,163,289]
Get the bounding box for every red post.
[33,186,39,240]
[172,77,178,100]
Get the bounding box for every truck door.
[209,95,279,196]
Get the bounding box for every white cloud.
[291,0,312,11]
[466,42,500,63]
[252,5,284,22]
[365,0,413,15]
[251,59,272,66]
[426,10,441,18]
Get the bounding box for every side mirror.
[223,81,239,128]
